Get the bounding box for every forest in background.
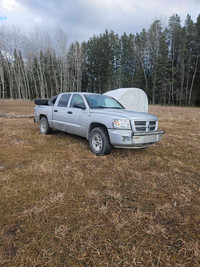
[0,13,200,106]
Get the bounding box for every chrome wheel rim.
[92,133,103,152]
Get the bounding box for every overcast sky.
[0,0,200,42]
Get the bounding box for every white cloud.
[0,0,24,12]
[0,0,46,33]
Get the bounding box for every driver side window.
[70,94,85,108]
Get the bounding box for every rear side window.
[58,94,71,107]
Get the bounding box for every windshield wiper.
[92,106,107,109]
[92,106,124,109]
[107,107,124,109]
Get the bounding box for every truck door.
[52,93,71,132]
[66,94,88,137]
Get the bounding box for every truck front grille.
[149,121,156,131]
[133,121,157,132]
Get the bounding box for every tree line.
[0,13,200,106]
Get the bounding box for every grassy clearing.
[0,100,200,266]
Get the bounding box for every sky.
[0,0,200,42]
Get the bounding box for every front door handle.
[54,110,58,112]
[67,111,73,114]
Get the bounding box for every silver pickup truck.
[34,92,165,155]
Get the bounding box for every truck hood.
[90,109,158,121]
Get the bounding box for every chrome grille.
[133,121,157,132]
[149,121,156,131]
[135,121,146,126]
[136,127,146,132]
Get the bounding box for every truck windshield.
[84,94,124,109]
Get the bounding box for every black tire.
[39,116,52,134]
[89,127,112,155]
[34,99,49,105]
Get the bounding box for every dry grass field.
[0,100,200,266]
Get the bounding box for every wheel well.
[88,123,109,138]
[39,114,47,120]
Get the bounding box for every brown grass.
[0,100,200,266]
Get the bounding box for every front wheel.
[39,116,52,134]
[89,127,112,155]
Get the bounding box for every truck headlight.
[112,119,131,129]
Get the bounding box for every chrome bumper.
[133,130,165,136]
[108,129,165,148]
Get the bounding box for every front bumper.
[108,129,165,148]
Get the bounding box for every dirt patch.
[2,224,20,258]
[0,165,5,171]
[0,113,33,118]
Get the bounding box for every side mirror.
[73,103,86,109]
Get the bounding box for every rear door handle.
[67,111,73,114]
[54,110,58,112]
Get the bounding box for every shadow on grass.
[51,129,149,157]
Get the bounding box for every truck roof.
[59,92,101,96]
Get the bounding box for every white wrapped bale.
[104,88,148,113]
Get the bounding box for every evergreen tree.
[120,33,134,88]
[194,14,200,105]
[133,31,148,93]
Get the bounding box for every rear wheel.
[89,127,112,155]
[39,116,52,134]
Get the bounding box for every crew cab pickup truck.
[34,92,165,155]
